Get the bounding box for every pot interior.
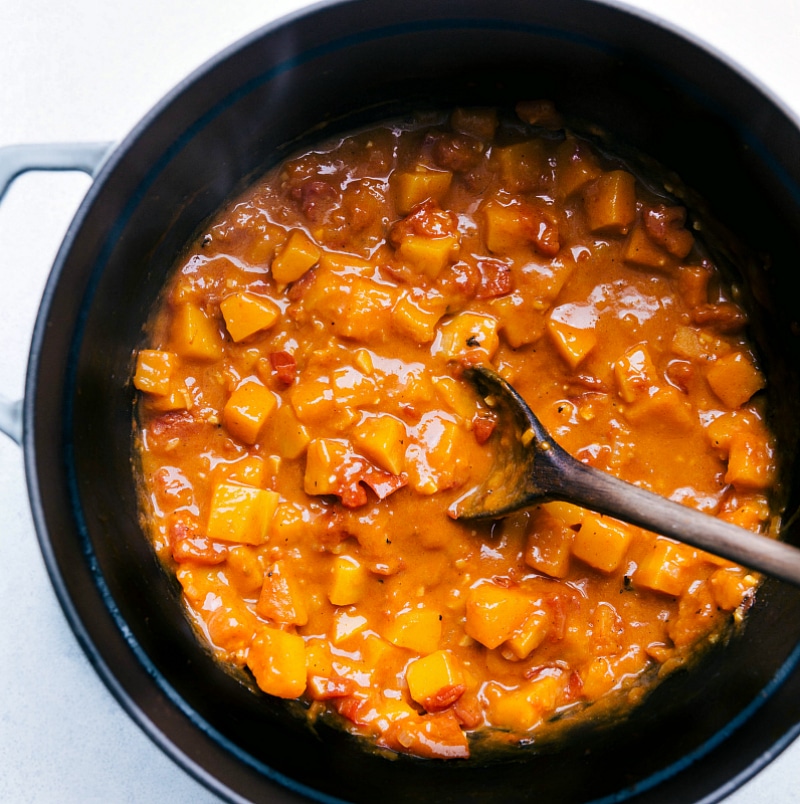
[26,1,800,802]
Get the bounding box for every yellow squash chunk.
[504,609,550,660]
[583,170,637,235]
[256,561,308,626]
[206,482,279,545]
[383,607,442,654]
[623,226,672,271]
[464,583,534,650]
[170,302,223,361]
[571,513,633,573]
[726,431,775,490]
[220,291,281,342]
[352,414,407,475]
[223,380,277,445]
[392,290,447,342]
[133,349,177,395]
[247,627,307,699]
[614,344,659,403]
[394,166,453,216]
[270,404,311,459]
[271,229,320,285]
[329,555,368,607]
[706,351,766,409]
[406,650,464,711]
[396,233,460,279]
[634,539,694,596]
[547,305,597,368]
[524,507,573,578]
[434,312,499,361]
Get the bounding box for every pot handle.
[0,142,114,444]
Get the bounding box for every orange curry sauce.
[133,105,779,759]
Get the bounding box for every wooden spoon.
[452,365,800,588]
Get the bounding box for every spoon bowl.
[453,365,800,588]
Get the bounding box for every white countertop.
[1,0,799,801]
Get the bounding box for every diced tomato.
[269,350,297,385]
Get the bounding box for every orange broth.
[133,104,780,759]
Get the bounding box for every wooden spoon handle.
[547,455,800,586]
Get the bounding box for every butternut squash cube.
[212,455,266,488]
[271,404,311,459]
[434,312,499,361]
[392,290,447,342]
[223,380,277,445]
[271,229,320,285]
[524,507,573,578]
[290,377,335,425]
[504,609,550,659]
[547,305,597,368]
[464,583,534,650]
[331,610,369,645]
[406,650,465,711]
[482,200,534,255]
[614,344,659,403]
[394,166,452,216]
[432,376,479,422]
[709,568,757,610]
[133,349,177,395]
[571,513,633,573]
[206,482,279,545]
[304,438,350,497]
[405,415,461,495]
[726,431,775,490]
[220,291,281,342]
[623,226,671,270]
[353,414,407,475]
[583,170,637,235]
[490,292,546,349]
[580,646,647,701]
[247,627,307,699]
[396,233,460,279]
[256,560,308,626]
[634,539,693,596]
[555,136,603,198]
[625,386,694,432]
[384,607,442,654]
[170,302,223,361]
[493,140,546,192]
[329,555,368,607]
[706,351,766,409]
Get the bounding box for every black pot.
[6,0,800,801]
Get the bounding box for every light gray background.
[1,0,799,801]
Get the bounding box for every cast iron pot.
[2,0,800,801]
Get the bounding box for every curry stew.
[133,105,779,759]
